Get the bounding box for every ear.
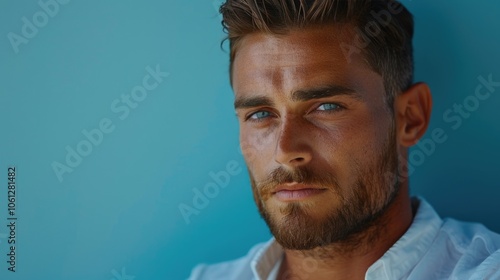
[394,82,432,147]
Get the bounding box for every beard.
[248,124,400,251]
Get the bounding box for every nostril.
[291,157,306,164]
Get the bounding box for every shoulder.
[187,240,269,280]
[436,218,500,279]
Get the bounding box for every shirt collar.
[250,197,443,280]
[250,237,284,280]
[366,197,443,279]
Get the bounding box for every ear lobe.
[394,82,433,147]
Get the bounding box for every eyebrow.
[292,85,359,102]
[234,96,274,110]
[234,85,360,110]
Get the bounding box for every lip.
[272,183,323,193]
[272,183,327,201]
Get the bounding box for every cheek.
[338,113,393,179]
[312,113,388,180]
[313,126,357,181]
[240,129,276,172]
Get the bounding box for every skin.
[232,25,432,280]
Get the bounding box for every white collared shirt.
[188,198,500,279]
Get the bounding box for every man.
[189,0,500,279]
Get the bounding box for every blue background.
[0,0,499,279]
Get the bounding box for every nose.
[274,116,313,168]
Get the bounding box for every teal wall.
[0,1,499,279]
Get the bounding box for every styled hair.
[219,0,414,106]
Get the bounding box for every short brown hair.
[219,0,414,106]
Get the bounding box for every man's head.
[221,0,432,251]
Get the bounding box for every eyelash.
[245,103,345,122]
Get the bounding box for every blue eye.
[317,103,341,111]
[249,111,271,120]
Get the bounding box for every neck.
[277,187,415,280]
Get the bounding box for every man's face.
[233,26,401,250]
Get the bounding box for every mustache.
[257,166,340,196]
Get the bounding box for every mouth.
[272,183,327,201]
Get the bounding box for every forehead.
[231,25,378,96]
